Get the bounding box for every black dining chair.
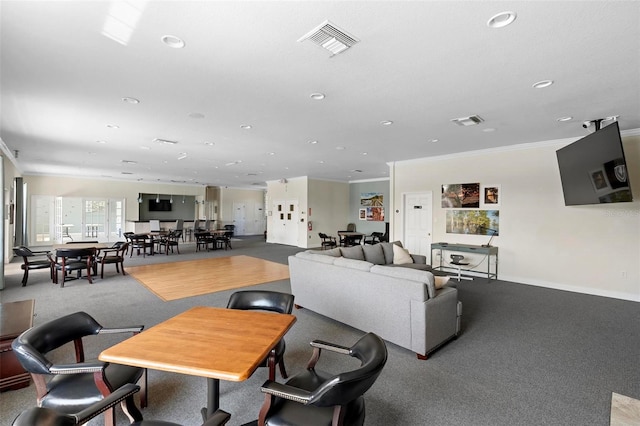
[96,242,129,278]
[11,312,148,426]
[48,248,96,286]
[256,332,388,426]
[13,246,52,286]
[11,384,231,426]
[226,290,295,381]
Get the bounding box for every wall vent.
[298,20,359,56]
[451,115,484,126]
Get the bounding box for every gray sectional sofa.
[288,242,462,359]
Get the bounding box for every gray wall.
[349,180,389,235]
[138,194,196,221]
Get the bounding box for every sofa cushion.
[362,244,385,265]
[322,247,342,257]
[393,244,413,265]
[340,245,365,261]
[295,251,337,264]
[333,257,374,271]
[371,265,436,298]
[386,263,431,271]
[380,241,403,264]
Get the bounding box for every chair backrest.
[11,312,103,374]
[318,232,326,239]
[13,246,32,257]
[309,333,387,407]
[346,223,356,232]
[149,220,161,232]
[55,248,95,259]
[227,290,295,314]
[175,219,184,231]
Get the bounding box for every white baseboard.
[500,275,640,303]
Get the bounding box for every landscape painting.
[445,210,499,235]
[441,183,480,208]
[361,192,384,206]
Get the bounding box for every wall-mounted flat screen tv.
[556,121,633,206]
[149,199,172,211]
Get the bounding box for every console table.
[431,243,498,281]
[0,299,35,391]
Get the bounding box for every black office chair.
[13,246,52,286]
[226,290,295,380]
[11,312,148,426]
[450,254,472,281]
[11,383,231,426]
[257,332,388,426]
[363,232,383,245]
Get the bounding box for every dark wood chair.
[129,234,153,257]
[156,230,182,255]
[195,231,213,251]
[96,242,129,278]
[257,332,388,426]
[363,232,383,245]
[318,233,337,250]
[48,248,96,286]
[11,384,230,426]
[11,312,148,426]
[215,232,232,250]
[13,246,52,286]
[226,290,295,381]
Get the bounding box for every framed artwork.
[441,183,480,208]
[359,208,367,220]
[481,184,501,207]
[360,192,384,206]
[366,207,385,221]
[445,209,499,235]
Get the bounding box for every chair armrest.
[202,409,232,426]
[260,380,313,404]
[50,361,105,374]
[30,250,51,255]
[73,383,141,424]
[98,325,144,334]
[309,340,350,355]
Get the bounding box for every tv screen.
[556,121,633,206]
[149,199,172,211]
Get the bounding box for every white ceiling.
[2,1,639,189]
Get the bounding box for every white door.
[403,192,433,256]
[272,199,299,246]
[233,203,246,236]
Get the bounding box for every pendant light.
[170,194,173,204]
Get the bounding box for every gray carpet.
[1,237,639,425]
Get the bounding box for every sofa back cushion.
[362,244,385,265]
[340,245,365,261]
[322,247,342,257]
[371,265,436,298]
[380,241,403,264]
[334,257,374,271]
[296,251,337,264]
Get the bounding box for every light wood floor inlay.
[611,392,640,426]
[127,255,290,301]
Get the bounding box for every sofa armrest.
[411,254,427,264]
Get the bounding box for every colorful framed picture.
[445,209,500,235]
[441,183,480,208]
[359,208,367,220]
[481,184,501,207]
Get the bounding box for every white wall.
[391,135,640,301]
[266,177,309,247]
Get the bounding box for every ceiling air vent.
[451,115,484,127]
[298,20,359,56]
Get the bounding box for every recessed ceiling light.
[153,138,178,145]
[451,115,484,126]
[532,80,554,89]
[308,140,318,144]
[161,35,185,48]
[310,93,325,100]
[269,152,276,156]
[482,128,496,132]
[140,146,150,150]
[177,152,188,160]
[380,120,394,126]
[121,160,137,164]
[427,138,439,143]
[122,97,140,104]
[240,125,252,130]
[361,152,368,156]
[96,140,107,144]
[557,116,573,122]
[317,160,325,164]
[106,124,119,129]
[203,141,214,146]
[487,11,517,28]
[335,146,346,150]
[188,112,205,119]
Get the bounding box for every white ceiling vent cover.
[451,115,484,127]
[298,20,359,56]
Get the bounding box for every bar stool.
[450,254,472,281]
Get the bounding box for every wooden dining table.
[99,306,297,420]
